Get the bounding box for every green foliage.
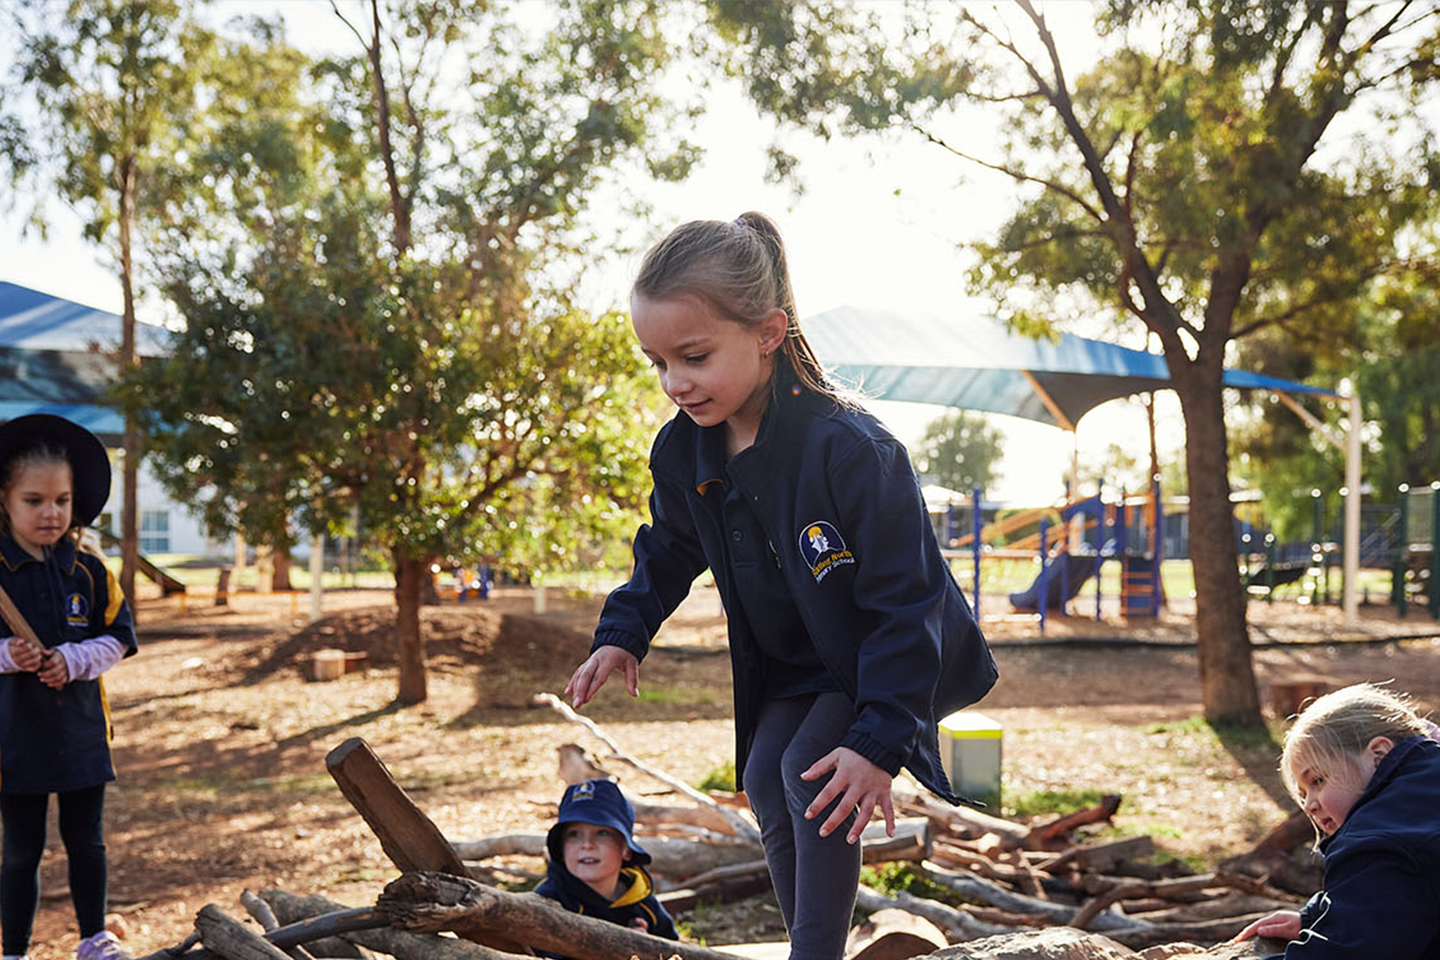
[712,0,1440,724]
[912,410,1002,493]
[696,760,736,792]
[1004,787,1109,818]
[120,2,692,585]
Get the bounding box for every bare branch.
[911,121,1104,222]
[329,1,368,51]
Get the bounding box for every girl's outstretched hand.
[7,636,44,672]
[1233,910,1301,943]
[800,747,896,845]
[565,646,640,708]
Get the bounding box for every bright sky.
[0,1,1184,504]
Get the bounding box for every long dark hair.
[632,211,843,403]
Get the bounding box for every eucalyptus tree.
[712,0,1440,724]
[132,0,693,704]
[913,410,1003,494]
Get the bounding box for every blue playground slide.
[1009,552,1097,612]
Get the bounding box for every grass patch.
[1143,714,1282,752]
[858,864,961,905]
[696,761,736,792]
[1003,788,1109,818]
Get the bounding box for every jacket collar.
[668,367,835,492]
[0,534,78,573]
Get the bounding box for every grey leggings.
[742,692,861,960]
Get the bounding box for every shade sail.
[0,282,171,440]
[805,306,1335,429]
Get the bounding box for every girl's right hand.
[1232,909,1301,943]
[564,646,639,708]
[7,636,44,672]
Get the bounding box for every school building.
[0,280,222,557]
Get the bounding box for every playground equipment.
[937,480,1164,632]
[96,527,187,596]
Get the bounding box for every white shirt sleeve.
[52,635,127,682]
[0,639,19,673]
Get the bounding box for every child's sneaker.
[77,931,130,960]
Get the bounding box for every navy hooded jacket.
[1263,735,1440,959]
[592,379,997,799]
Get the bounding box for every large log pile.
[135,697,1310,960]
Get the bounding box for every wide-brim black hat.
[0,414,112,527]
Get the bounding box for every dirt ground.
[17,583,1440,958]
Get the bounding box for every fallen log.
[844,907,947,960]
[853,886,1011,942]
[891,781,1029,850]
[325,738,470,876]
[1023,796,1123,850]
[194,905,293,960]
[375,870,748,960]
[261,890,530,960]
[239,891,316,960]
[325,738,529,954]
[1039,836,1156,875]
[915,862,1133,933]
[658,873,774,913]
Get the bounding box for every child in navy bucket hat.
[534,779,677,950]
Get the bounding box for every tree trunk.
[394,550,428,704]
[117,156,140,614]
[1175,372,1262,726]
[272,550,293,592]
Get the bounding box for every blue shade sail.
[804,306,1335,429]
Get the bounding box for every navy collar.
[0,534,78,573]
[1320,735,1433,851]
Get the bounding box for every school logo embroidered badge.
[66,592,89,626]
[797,520,855,583]
[571,780,597,802]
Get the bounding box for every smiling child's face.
[561,821,631,897]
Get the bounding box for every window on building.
[140,511,170,554]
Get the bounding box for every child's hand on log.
[37,648,69,690]
[565,646,640,708]
[7,635,44,672]
[801,746,896,845]
[629,917,649,933]
[1233,909,1301,942]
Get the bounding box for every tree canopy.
[912,410,1003,494]
[713,0,1440,724]
[121,0,693,703]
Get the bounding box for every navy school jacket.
[0,535,137,794]
[592,380,997,799]
[1263,735,1440,959]
[534,863,678,952]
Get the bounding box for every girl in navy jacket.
[0,415,137,960]
[1235,683,1440,959]
[565,213,996,960]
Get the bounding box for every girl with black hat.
[0,414,137,960]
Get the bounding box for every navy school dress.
[0,535,137,794]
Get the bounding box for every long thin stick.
[531,692,760,844]
[0,581,42,646]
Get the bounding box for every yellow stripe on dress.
[103,562,125,625]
